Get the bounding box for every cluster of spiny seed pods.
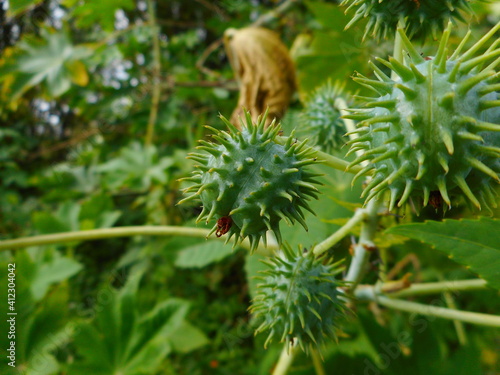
[179,112,322,251]
[180,6,500,356]
[346,22,500,212]
[250,245,347,353]
[342,0,473,40]
[298,81,350,152]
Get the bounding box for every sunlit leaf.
[31,255,83,300]
[168,320,209,353]
[1,30,93,101]
[175,240,237,268]
[386,218,500,290]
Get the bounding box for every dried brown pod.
[223,27,296,127]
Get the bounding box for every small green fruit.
[179,111,322,251]
[346,22,500,212]
[299,81,350,152]
[250,245,347,353]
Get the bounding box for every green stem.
[272,342,300,375]
[356,288,500,327]
[0,226,278,254]
[387,279,487,298]
[443,287,468,345]
[313,208,366,256]
[336,94,380,290]
[145,0,161,146]
[344,200,380,291]
[276,136,362,174]
[311,348,326,375]
[314,149,363,174]
[252,0,300,27]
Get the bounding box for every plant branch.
[344,199,380,291]
[145,0,162,146]
[314,148,363,174]
[311,348,326,375]
[0,226,278,255]
[442,283,468,345]
[386,279,488,298]
[196,38,224,77]
[325,97,381,290]
[313,208,366,256]
[276,136,362,174]
[272,342,300,375]
[252,0,301,27]
[194,0,229,21]
[355,288,500,327]
[165,79,239,90]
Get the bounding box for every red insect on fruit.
[215,216,232,237]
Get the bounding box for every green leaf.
[175,240,237,268]
[244,253,268,300]
[123,298,188,372]
[79,194,122,229]
[32,212,71,234]
[22,285,70,374]
[31,256,83,300]
[293,3,369,94]
[3,30,93,101]
[71,323,113,371]
[305,0,345,29]
[97,142,173,191]
[71,273,191,375]
[386,218,500,290]
[280,170,360,250]
[167,320,209,353]
[124,337,172,374]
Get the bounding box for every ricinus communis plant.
[178,8,500,368]
[178,4,500,374]
[1,2,499,375]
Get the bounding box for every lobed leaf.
[386,218,500,290]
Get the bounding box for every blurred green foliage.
[0,0,499,374]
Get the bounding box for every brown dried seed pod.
[223,27,296,128]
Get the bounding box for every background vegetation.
[0,0,499,374]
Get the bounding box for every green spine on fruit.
[341,0,474,40]
[179,111,322,251]
[299,81,350,152]
[346,22,500,212]
[250,244,347,353]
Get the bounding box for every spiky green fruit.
[341,0,474,40]
[299,81,349,152]
[250,245,347,353]
[179,112,322,251]
[346,22,500,212]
